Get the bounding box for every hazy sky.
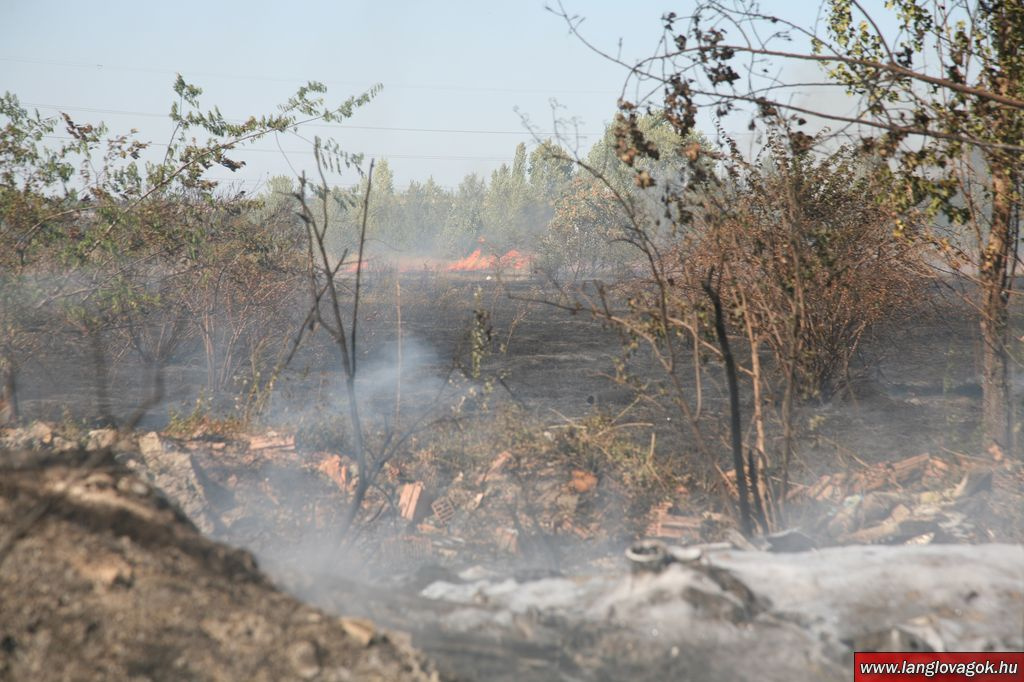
[1,1,866,191]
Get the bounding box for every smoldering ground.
[4,267,1024,682]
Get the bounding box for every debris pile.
[642,452,1021,548]
[795,452,1017,545]
[798,452,949,501]
[27,421,638,568]
[383,449,635,565]
[776,450,1024,547]
[4,421,1021,567]
[3,421,1023,681]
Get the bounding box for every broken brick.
[570,470,598,494]
[430,496,455,526]
[646,501,702,539]
[398,482,427,521]
[248,432,295,451]
[474,451,513,486]
[317,455,349,490]
[495,527,519,553]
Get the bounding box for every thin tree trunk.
[703,274,754,537]
[980,165,1015,456]
[980,0,1023,458]
[0,354,18,424]
[89,327,115,427]
[744,322,772,530]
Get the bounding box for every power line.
[1,55,619,96]
[40,135,513,161]
[23,101,598,137]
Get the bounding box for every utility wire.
[24,101,598,137]
[2,55,618,96]
[39,135,513,161]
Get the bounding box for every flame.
[447,248,531,272]
[334,250,532,274]
[342,258,370,274]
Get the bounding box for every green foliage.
[166,394,246,438]
[0,77,376,424]
[394,177,452,250]
[291,138,581,260]
[439,173,486,256]
[481,143,531,250]
[814,1,1024,240]
[539,176,629,277]
[525,141,575,236]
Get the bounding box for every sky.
[1,1,871,192]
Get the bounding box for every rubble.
[338,617,377,647]
[399,481,428,521]
[356,447,640,565]
[775,452,1021,547]
[247,431,295,451]
[645,501,703,540]
[85,428,117,451]
[25,421,52,445]
[640,451,1018,553]
[318,454,352,491]
[1,418,1021,681]
[569,469,598,493]
[3,421,1020,566]
[429,495,455,525]
[1,421,52,449]
[799,452,948,502]
[817,462,1001,545]
[132,430,218,534]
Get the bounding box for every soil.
[0,448,442,682]
[3,274,1024,681]
[14,276,1006,476]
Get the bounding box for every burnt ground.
[13,273,999,470]
[6,275,985,419]
[8,273,1024,563]
[3,273,1024,680]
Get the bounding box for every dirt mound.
[0,447,441,682]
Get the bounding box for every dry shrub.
[593,138,931,527]
[680,141,930,400]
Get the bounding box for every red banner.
[855,652,1023,681]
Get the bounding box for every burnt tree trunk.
[703,275,754,537]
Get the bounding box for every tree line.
[263,116,699,268]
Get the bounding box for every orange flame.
[334,250,532,274]
[447,249,531,272]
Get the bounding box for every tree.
[333,158,395,255]
[0,77,377,426]
[525,140,576,232]
[557,0,1024,456]
[440,172,487,256]
[0,94,91,422]
[540,175,629,278]
[367,158,396,248]
[379,176,450,253]
[482,143,530,249]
